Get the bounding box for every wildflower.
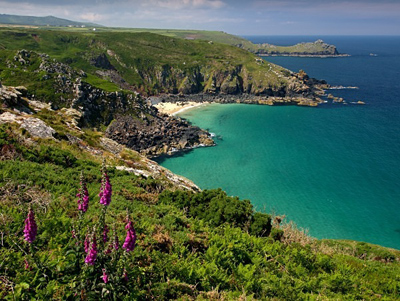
[99,162,112,206]
[77,171,89,213]
[113,231,119,251]
[104,245,112,254]
[103,224,109,243]
[84,233,90,253]
[85,233,97,265]
[23,208,37,243]
[122,220,136,252]
[123,269,128,282]
[102,268,109,283]
[24,258,30,270]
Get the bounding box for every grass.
[0,28,289,97]
[0,119,399,299]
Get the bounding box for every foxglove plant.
[84,233,90,253]
[122,220,136,252]
[123,269,128,282]
[24,258,30,270]
[113,225,119,251]
[102,268,109,283]
[103,225,109,243]
[23,208,37,244]
[77,171,89,213]
[85,233,98,265]
[99,162,112,206]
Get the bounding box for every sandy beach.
[154,101,210,116]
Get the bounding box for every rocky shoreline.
[151,92,324,108]
[260,53,351,58]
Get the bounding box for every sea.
[155,36,400,250]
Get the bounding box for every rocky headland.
[245,39,350,57]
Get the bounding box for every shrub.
[270,228,284,241]
[249,212,272,237]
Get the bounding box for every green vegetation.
[0,23,395,299]
[0,27,289,97]
[1,121,399,300]
[0,14,343,56]
[0,14,101,28]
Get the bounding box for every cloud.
[79,13,106,22]
[250,0,400,17]
[142,0,226,10]
[0,0,399,34]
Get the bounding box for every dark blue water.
[157,36,400,249]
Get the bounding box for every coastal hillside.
[0,91,399,299]
[0,28,329,156]
[59,28,344,57]
[0,28,327,100]
[0,14,101,28]
[121,30,344,57]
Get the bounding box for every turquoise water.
[156,36,400,249]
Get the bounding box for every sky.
[0,0,399,35]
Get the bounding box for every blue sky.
[0,0,399,35]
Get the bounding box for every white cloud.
[142,0,226,10]
[79,12,106,22]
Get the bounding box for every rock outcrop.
[0,112,56,139]
[105,114,214,157]
[250,40,349,57]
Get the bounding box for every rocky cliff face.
[1,50,216,157]
[1,46,331,158]
[119,64,288,97]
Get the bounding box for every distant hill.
[0,14,102,28]
[83,27,346,57]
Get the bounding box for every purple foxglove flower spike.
[84,233,97,265]
[114,232,119,251]
[102,268,109,283]
[99,166,112,206]
[77,171,89,212]
[84,233,90,253]
[122,220,136,252]
[103,225,109,243]
[23,208,37,243]
[24,258,30,270]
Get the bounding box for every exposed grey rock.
[105,114,214,157]
[21,117,56,139]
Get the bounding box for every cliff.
[0,29,329,156]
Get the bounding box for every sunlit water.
[156,36,400,249]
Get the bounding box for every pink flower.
[77,172,89,212]
[103,225,109,243]
[113,232,119,251]
[84,233,90,253]
[99,172,112,206]
[84,234,97,265]
[102,269,109,283]
[104,245,112,254]
[24,258,30,270]
[122,221,136,252]
[23,208,37,243]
